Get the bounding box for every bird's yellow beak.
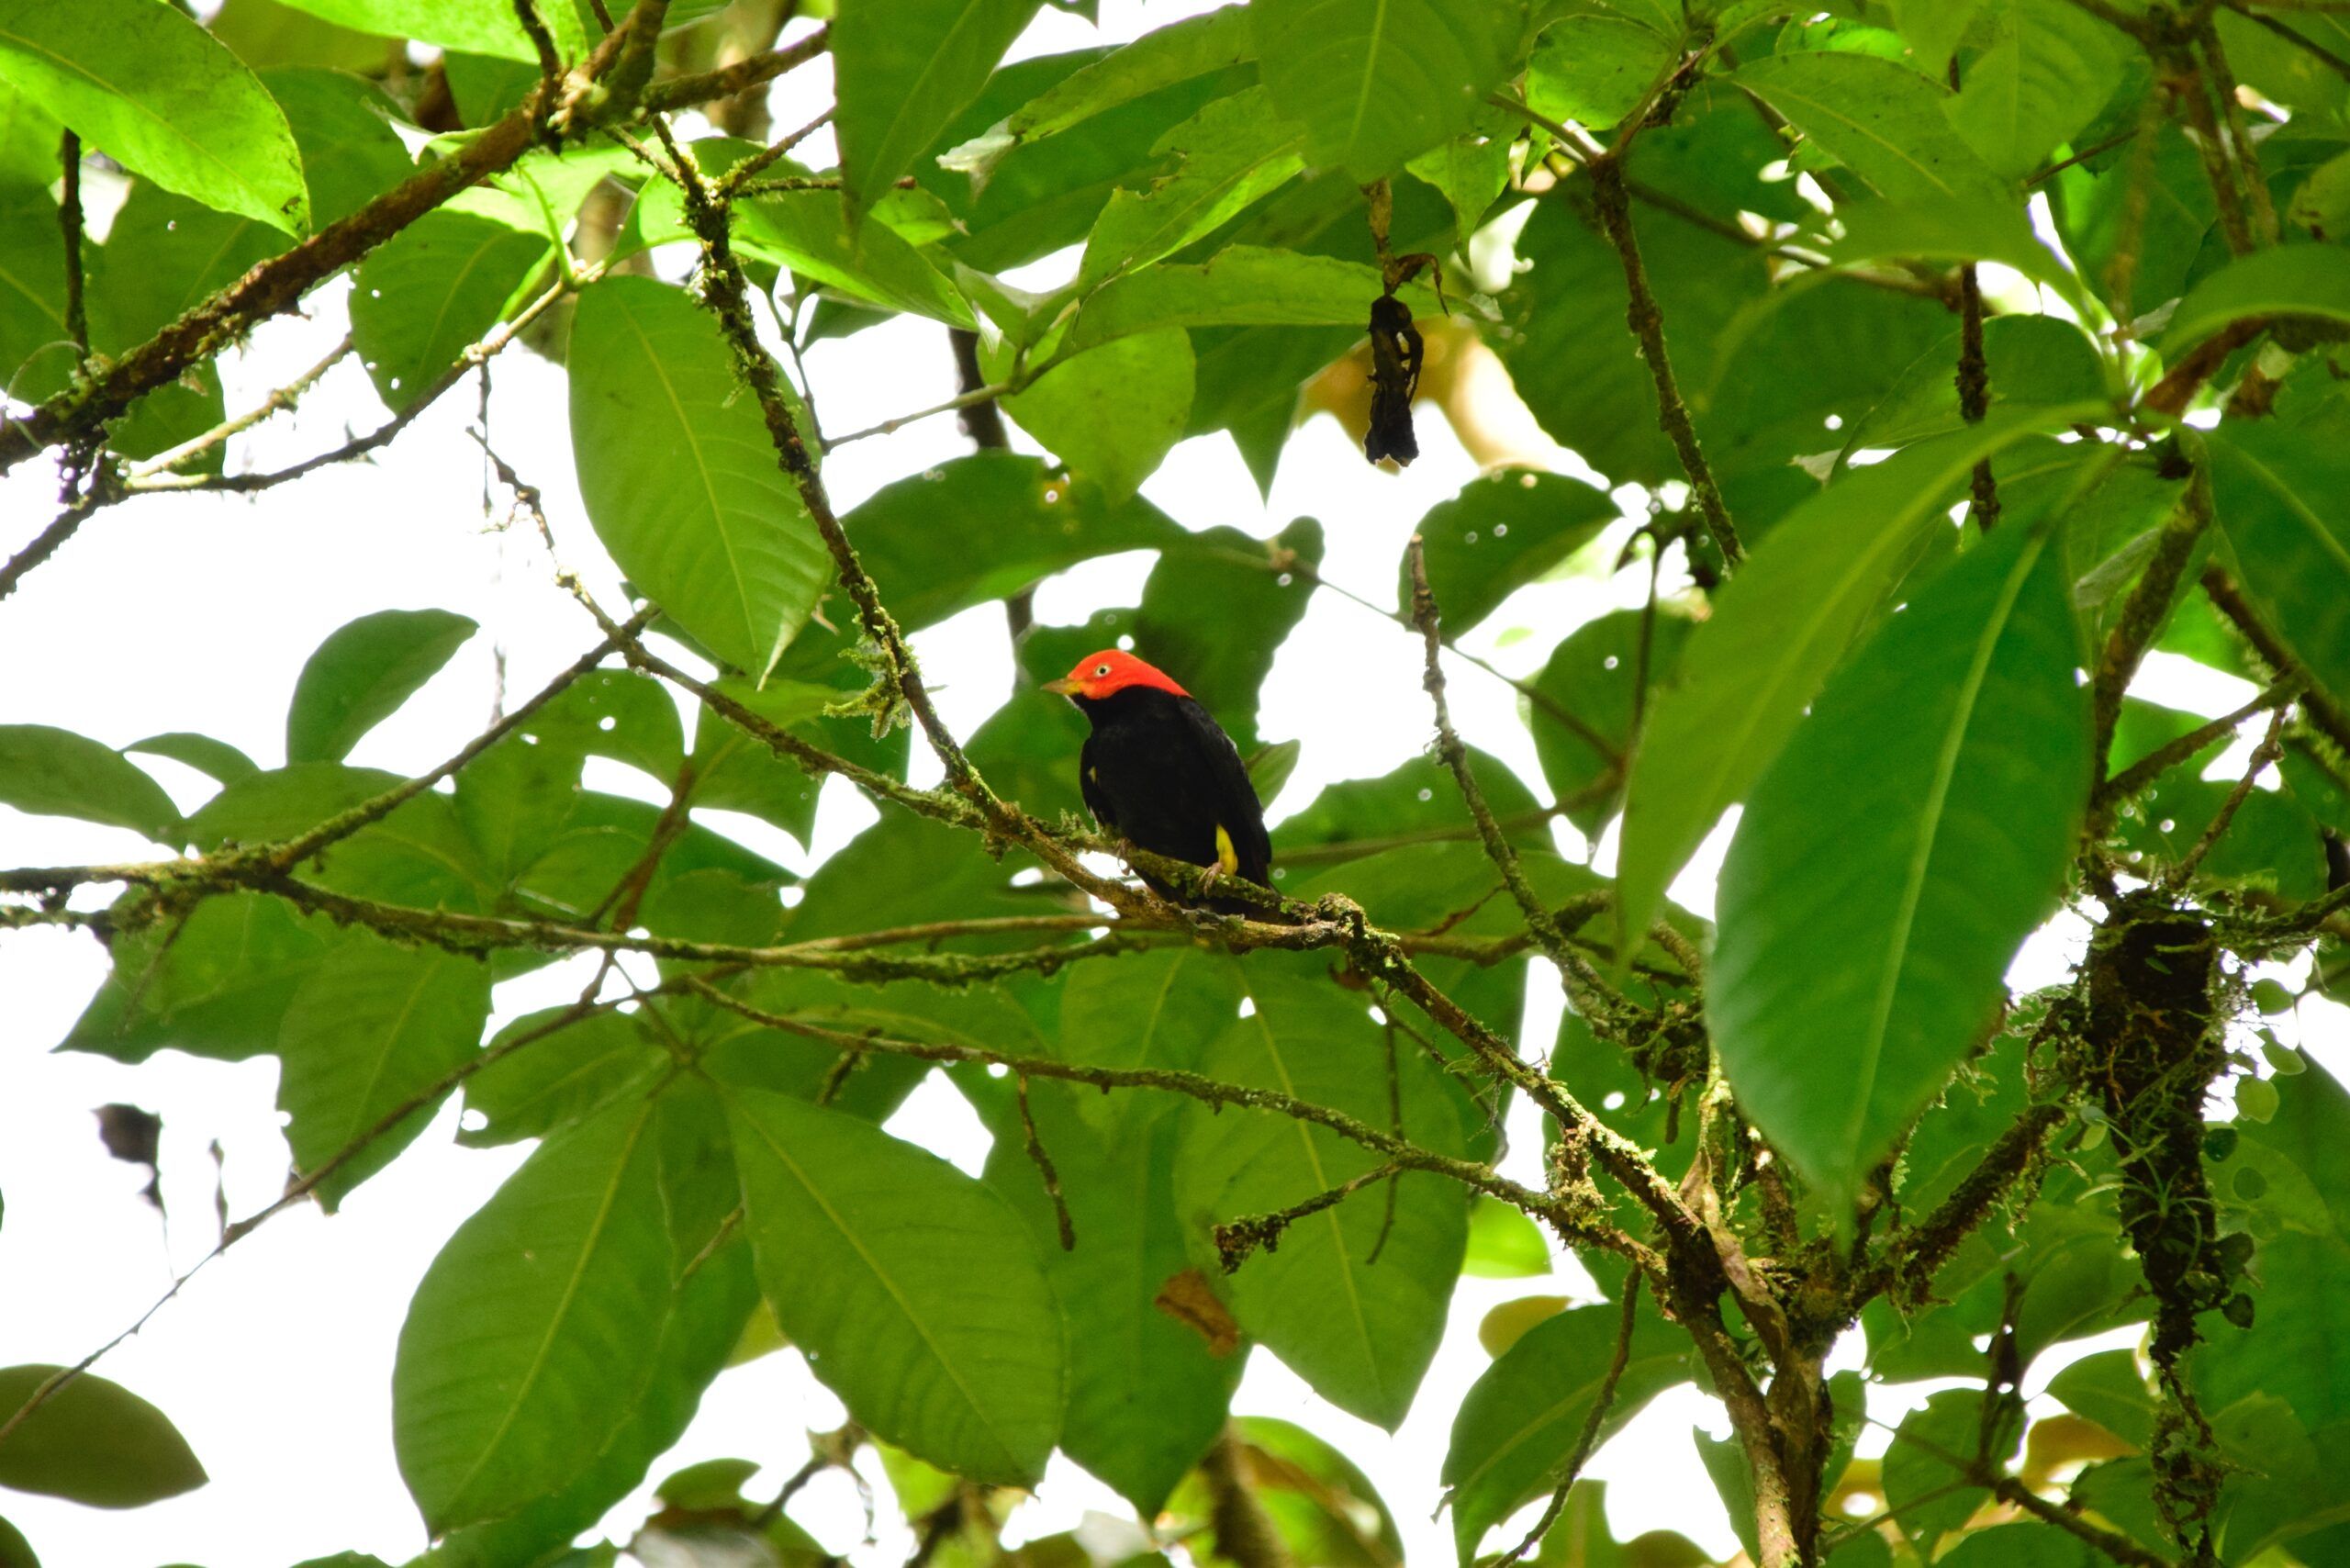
[1040,676,1083,697]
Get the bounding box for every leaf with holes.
[351,205,552,412]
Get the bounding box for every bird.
[1042,649,1273,912]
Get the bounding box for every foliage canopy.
[4,0,2350,1565]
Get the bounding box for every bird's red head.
[1041,649,1189,701]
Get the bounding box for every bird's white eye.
[1093,663,1111,677]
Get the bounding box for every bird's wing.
[1181,699,1272,884]
[1078,732,1120,834]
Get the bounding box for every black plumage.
[1047,652,1271,910]
[1363,292,1422,467]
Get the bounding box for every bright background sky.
[4,5,2345,1565]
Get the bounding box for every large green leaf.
[833,0,1043,214]
[1078,86,1304,290]
[985,1083,1242,1516]
[1945,0,2123,179]
[351,206,552,412]
[1174,953,1471,1428]
[1250,0,1525,180]
[833,452,1181,634]
[1441,1300,1689,1563]
[1527,16,1676,131]
[276,936,493,1207]
[0,1366,206,1507]
[2158,243,2350,360]
[394,1092,677,1532]
[1528,609,1695,836]
[417,1238,755,1568]
[1057,944,1246,1115]
[269,0,584,62]
[1069,243,1443,352]
[1731,51,2010,204]
[64,892,333,1064]
[1710,521,2090,1205]
[726,1087,1067,1484]
[460,1008,666,1149]
[1001,329,1195,501]
[1615,406,2093,960]
[2209,421,2350,705]
[285,607,478,765]
[940,6,1256,187]
[0,725,181,843]
[0,0,308,232]
[569,275,827,683]
[1405,470,1617,634]
[1134,518,1323,750]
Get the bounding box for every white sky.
[5,5,2347,1565]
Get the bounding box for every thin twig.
[2170,705,2288,881]
[1483,1278,1646,1568]
[1586,155,1742,566]
[1014,1076,1076,1251]
[126,332,356,479]
[58,129,87,355]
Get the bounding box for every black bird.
[1044,649,1272,910]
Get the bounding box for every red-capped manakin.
[1043,649,1272,910]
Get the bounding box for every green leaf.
[1826,196,2084,306]
[940,6,1256,187]
[985,1084,1241,1516]
[0,725,181,843]
[831,452,1181,635]
[1407,470,1617,633]
[1934,1524,2099,1567]
[1405,126,1515,241]
[2158,243,2350,360]
[277,937,492,1208]
[461,1009,665,1149]
[1528,17,1676,131]
[417,1238,755,1568]
[263,67,416,228]
[1069,242,1444,353]
[0,1365,207,1507]
[64,892,333,1064]
[286,607,478,764]
[1731,51,2011,204]
[1442,1300,1689,1563]
[0,1514,32,1568]
[1079,87,1304,290]
[1711,520,2090,1205]
[569,275,827,682]
[1002,329,1195,501]
[833,0,1044,214]
[1279,749,1545,861]
[123,732,260,788]
[352,207,552,411]
[1250,0,1527,180]
[1528,609,1695,835]
[1882,1390,2013,1552]
[0,74,60,187]
[1135,519,1323,750]
[1615,405,2093,961]
[1944,0,2123,179]
[0,0,309,232]
[2045,1347,2155,1450]
[1058,945,1246,1116]
[1837,316,2106,459]
[2209,421,2350,705]
[1175,953,1471,1428]
[267,0,585,63]
[185,763,486,911]
[726,1086,1067,1484]
[1463,1195,1550,1278]
[394,1092,677,1532]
